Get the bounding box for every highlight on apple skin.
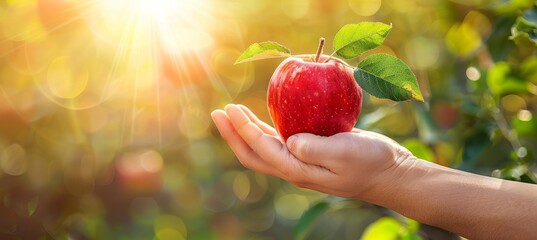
[235,23,423,141]
[267,55,363,141]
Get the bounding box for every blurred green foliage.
[0,0,536,239]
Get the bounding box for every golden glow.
[90,0,213,52]
[349,0,382,17]
[83,0,221,144]
[1,1,48,42]
[1,144,28,176]
[47,56,88,99]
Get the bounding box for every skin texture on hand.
[211,104,412,200]
[211,104,537,240]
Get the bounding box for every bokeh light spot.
[140,150,163,173]
[274,194,309,220]
[1,144,28,176]
[233,172,251,201]
[446,23,481,57]
[501,95,526,113]
[464,11,492,37]
[517,147,528,158]
[281,0,310,19]
[117,149,163,194]
[518,110,532,122]
[405,37,440,70]
[466,67,481,81]
[47,56,88,99]
[154,214,187,240]
[349,0,382,17]
[156,229,185,240]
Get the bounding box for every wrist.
[357,154,537,239]
[358,150,421,204]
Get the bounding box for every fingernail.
[210,112,221,128]
[224,104,232,112]
[226,103,240,112]
[210,110,219,120]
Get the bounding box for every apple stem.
[314,38,325,63]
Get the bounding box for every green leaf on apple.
[355,54,424,102]
[235,41,291,64]
[333,22,392,59]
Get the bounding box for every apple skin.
[267,56,362,141]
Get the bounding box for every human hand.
[213,104,537,240]
[211,104,417,200]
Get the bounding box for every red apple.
[267,53,362,141]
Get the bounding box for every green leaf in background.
[361,217,402,240]
[361,217,422,240]
[520,56,537,84]
[333,22,392,59]
[494,164,537,184]
[354,54,423,102]
[487,62,529,97]
[513,113,537,138]
[494,0,535,13]
[402,139,435,162]
[523,4,537,23]
[509,17,537,47]
[293,201,329,240]
[234,41,291,64]
[405,218,420,233]
[445,22,482,57]
[460,127,492,171]
[510,4,537,47]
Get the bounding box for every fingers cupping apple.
[214,22,424,199]
[212,105,340,193]
[213,104,414,199]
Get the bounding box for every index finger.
[224,104,324,179]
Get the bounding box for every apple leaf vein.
[355,54,424,102]
[333,22,392,60]
[235,22,425,103]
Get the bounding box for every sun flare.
[1,0,233,146]
[90,0,214,53]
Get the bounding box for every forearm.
[364,158,537,240]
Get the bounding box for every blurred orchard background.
[0,0,536,239]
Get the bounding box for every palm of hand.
[211,104,414,199]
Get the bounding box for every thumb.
[286,133,350,166]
